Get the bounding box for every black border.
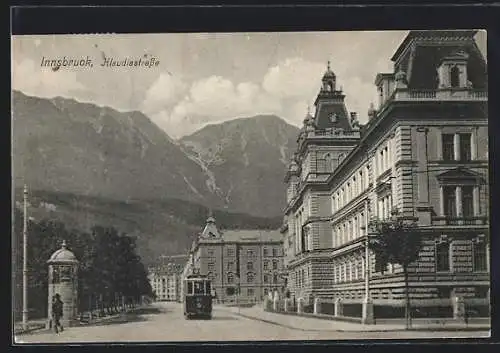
[8,3,500,351]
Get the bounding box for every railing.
[302,128,361,139]
[389,88,488,103]
[432,216,488,226]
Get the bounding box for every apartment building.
[184,217,285,303]
[148,262,183,302]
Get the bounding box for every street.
[15,302,490,343]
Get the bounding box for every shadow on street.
[210,315,238,321]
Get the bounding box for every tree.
[367,211,423,329]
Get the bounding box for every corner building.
[282,30,489,307]
[185,217,285,303]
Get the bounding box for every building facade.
[184,217,285,303]
[148,262,184,302]
[282,30,489,309]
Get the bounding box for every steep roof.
[314,101,352,130]
[391,30,478,62]
[222,229,282,243]
[197,229,282,244]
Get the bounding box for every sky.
[11,31,487,139]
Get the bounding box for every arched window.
[227,272,234,284]
[450,66,460,88]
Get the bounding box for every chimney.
[368,103,376,120]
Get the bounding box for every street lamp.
[22,184,29,331]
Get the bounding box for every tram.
[183,271,213,319]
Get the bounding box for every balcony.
[432,216,488,226]
[388,88,487,103]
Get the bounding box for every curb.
[15,307,146,336]
[14,324,47,336]
[233,311,490,333]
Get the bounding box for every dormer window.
[329,113,337,123]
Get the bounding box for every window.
[187,281,193,294]
[227,248,235,256]
[208,262,215,271]
[247,249,255,257]
[375,255,388,273]
[263,274,269,283]
[462,186,474,217]
[450,66,460,88]
[459,133,472,161]
[227,272,234,284]
[227,261,234,271]
[473,241,487,272]
[443,186,457,217]
[247,288,254,296]
[247,272,255,283]
[273,273,279,284]
[207,249,215,257]
[272,260,278,270]
[436,242,450,272]
[272,248,278,257]
[247,261,254,271]
[263,260,269,270]
[263,248,269,257]
[442,134,455,161]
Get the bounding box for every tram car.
[183,271,213,319]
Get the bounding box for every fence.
[264,296,490,323]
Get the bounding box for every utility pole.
[22,184,29,330]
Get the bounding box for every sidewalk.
[15,305,147,336]
[14,319,47,335]
[219,305,491,333]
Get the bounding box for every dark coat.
[52,299,63,318]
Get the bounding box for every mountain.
[11,92,298,262]
[12,189,281,266]
[12,90,216,205]
[180,115,300,217]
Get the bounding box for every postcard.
[11,30,490,343]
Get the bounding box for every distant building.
[183,217,285,303]
[282,30,489,312]
[148,260,185,302]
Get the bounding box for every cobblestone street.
[15,302,490,343]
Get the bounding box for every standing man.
[52,294,64,333]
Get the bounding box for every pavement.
[14,302,490,343]
[220,305,491,333]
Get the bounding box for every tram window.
[187,281,193,295]
[194,281,204,294]
[205,281,211,295]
